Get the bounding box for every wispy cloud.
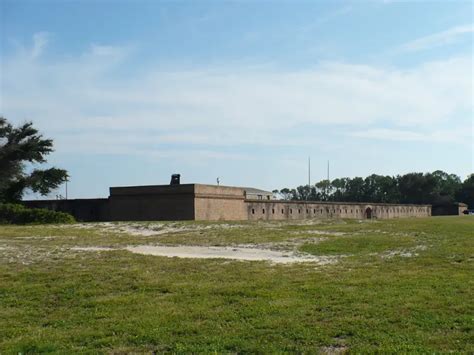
[399,24,474,52]
[31,32,50,58]
[299,5,352,34]
[349,127,472,144]
[1,34,472,160]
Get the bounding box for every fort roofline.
[20,181,442,221]
[245,199,432,207]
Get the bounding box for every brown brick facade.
[245,200,431,220]
[23,183,432,221]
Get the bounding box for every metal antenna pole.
[326,160,330,201]
[308,156,311,186]
[327,160,330,182]
[66,177,68,200]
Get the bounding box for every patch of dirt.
[0,245,70,265]
[382,245,427,259]
[290,230,346,236]
[71,246,117,252]
[236,237,328,251]
[12,236,62,240]
[71,244,341,265]
[68,222,249,237]
[320,345,348,354]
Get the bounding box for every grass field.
[0,216,473,353]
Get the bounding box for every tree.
[294,185,307,200]
[0,117,68,202]
[344,177,364,202]
[271,189,280,199]
[315,180,331,201]
[279,188,293,200]
[361,174,399,203]
[456,174,474,208]
[330,178,348,202]
[430,170,462,205]
[397,172,438,204]
[275,171,468,205]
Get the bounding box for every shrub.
[0,203,75,224]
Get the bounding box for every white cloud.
[349,127,472,144]
[399,24,474,52]
[1,34,472,159]
[31,32,50,58]
[298,5,352,33]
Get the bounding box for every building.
[432,202,468,216]
[23,182,432,222]
[243,187,273,200]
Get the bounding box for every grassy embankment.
[0,216,473,352]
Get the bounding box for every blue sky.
[1,0,473,198]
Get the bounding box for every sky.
[0,0,473,199]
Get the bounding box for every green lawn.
[0,217,473,353]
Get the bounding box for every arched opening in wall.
[365,207,372,219]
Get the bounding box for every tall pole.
[327,160,330,182]
[65,177,68,200]
[326,160,330,202]
[308,156,311,186]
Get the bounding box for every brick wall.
[194,184,247,221]
[108,184,195,221]
[21,184,433,222]
[246,200,431,220]
[22,199,109,222]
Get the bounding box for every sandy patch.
[320,345,348,354]
[71,246,117,252]
[382,245,427,259]
[291,230,346,236]
[13,236,58,240]
[235,237,328,251]
[67,220,349,237]
[68,222,249,237]
[126,245,336,264]
[71,244,339,265]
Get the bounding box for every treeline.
[273,171,474,207]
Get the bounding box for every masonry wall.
[107,184,195,221]
[194,184,247,221]
[22,184,433,222]
[245,200,431,221]
[22,199,109,222]
[432,203,468,216]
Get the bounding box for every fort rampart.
[23,183,432,221]
[245,200,430,220]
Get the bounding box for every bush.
[0,203,75,224]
